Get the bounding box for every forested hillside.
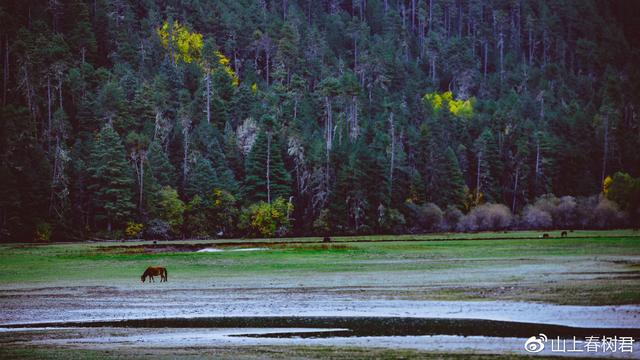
[1,0,640,241]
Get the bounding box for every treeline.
[1,1,640,241]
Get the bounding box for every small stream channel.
[4,316,640,339]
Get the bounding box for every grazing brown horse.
[141,266,167,283]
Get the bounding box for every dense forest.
[1,0,640,241]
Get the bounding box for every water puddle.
[196,248,269,253]
[4,317,639,339]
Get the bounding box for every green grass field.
[1,230,639,305]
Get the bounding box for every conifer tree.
[244,122,291,204]
[88,125,135,232]
[146,141,176,188]
[434,147,466,209]
[185,156,217,199]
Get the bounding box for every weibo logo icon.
[524,334,547,353]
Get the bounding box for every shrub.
[605,172,640,226]
[591,197,627,229]
[458,203,513,232]
[35,221,52,242]
[313,209,331,234]
[152,186,185,235]
[521,205,553,229]
[555,196,578,228]
[442,206,463,231]
[378,206,406,233]
[183,189,239,238]
[404,202,443,232]
[205,188,239,237]
[525,194,580,229]
[124,221,144,238]
[239,198,294,237]
[145,219,171,239]
[184,195,209,238]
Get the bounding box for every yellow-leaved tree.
[602,175,613,196]
[157,20,203,64]
[156,20,238,86]
[423,91,474,118]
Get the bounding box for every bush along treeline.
[1,1,640,241]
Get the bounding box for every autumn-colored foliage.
[157,20,238,86]
[423,91,474,118]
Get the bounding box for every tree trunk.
[388,112,395,201]
[430,55,436,82]
[428,0,432,33]
[528,24,534,66]
[139,154,145,210]
[58,73,63,109]
[47,77,52,147]
[458,3,463,38]
[324,96,333,186]
[353,36,357,70]
[476,152,482,195]
[3,37,8,107]
[512,166,519,213]
[499,31,504,83]
[412,0,416,31]
[266,131,272,205]
[601,115,609,186]
[182,120,190,189]
[349,95,359,140]
[265,50,270,86]
[283,0,288,20]
[483,41,488,79]
[534,138,540,194]
[205,72,211,123]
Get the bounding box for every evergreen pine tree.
[224,121,244,181]
[88,125,135,231]
[185,156,217,199]
[433,147,466,209]
[473,129,502,202]
[147,141,176,187]
[244,127,291,204]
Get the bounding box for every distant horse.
[141,266,167,283]
[561,231,568,237]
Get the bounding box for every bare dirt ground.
[2,281,640,358]
[1,283,640,328]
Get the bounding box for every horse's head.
[141,274,146,283]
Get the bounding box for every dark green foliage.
[147,141,176,188]
[606,172,640,226]
[244,129,291,204]
[433,147,466,209]
[185,156,217,199]
[87,125,135,231]
[0,106,50,240]
[2,0,640,240]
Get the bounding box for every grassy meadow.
[1,230,639,305]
